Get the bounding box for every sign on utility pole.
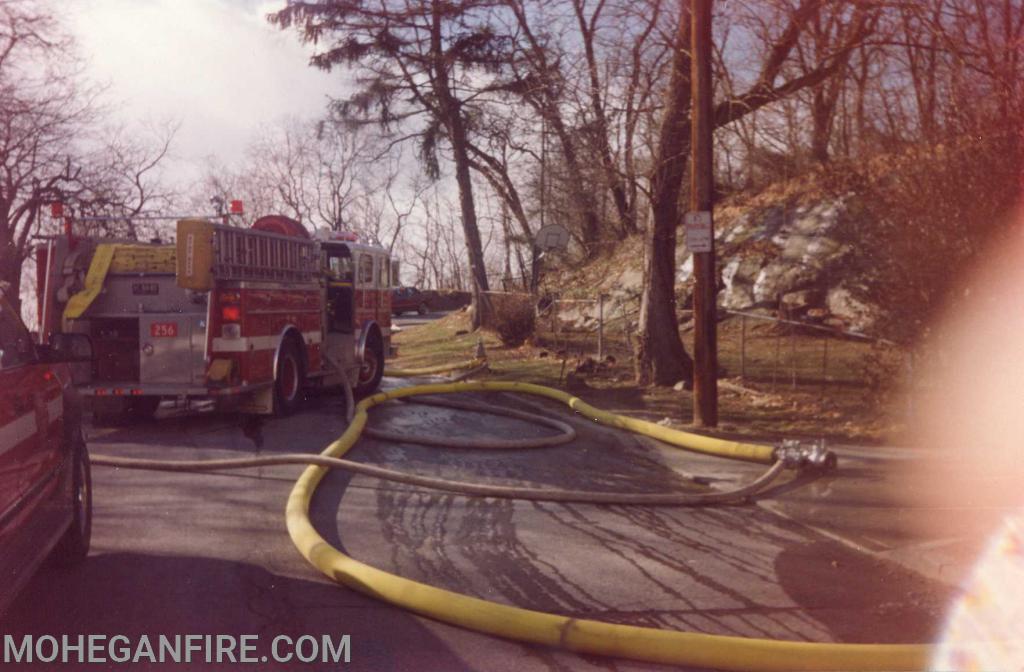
[690,0,718,427]
[685,211,713,253]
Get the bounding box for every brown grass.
[390,311,908,444]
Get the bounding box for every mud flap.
[236,386,274,415]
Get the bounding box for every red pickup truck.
[390,287,429,316]
[0,292,93,615]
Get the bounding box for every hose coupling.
[773,438,837,472]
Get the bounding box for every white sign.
[685,211,713,253]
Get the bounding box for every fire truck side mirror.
[176,219,215,291]
[41,333,94,363]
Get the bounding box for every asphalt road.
[393,310,449,328]
[2,383,954,671]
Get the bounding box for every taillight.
[222,305,241,322]
[219,291,241,338]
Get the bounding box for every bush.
[484,293,536,346]
[826,128,1022,344]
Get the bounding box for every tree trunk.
[810,85,836,163]
[448,112,490,327]
[431,0,489,329]
[636,3,694,387]
[572,0,636,238]
[0,227,23,315]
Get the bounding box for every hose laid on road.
[90,452,784,506]
[284,380,930,671]
[91,371,930,670]
[90,379,785,506]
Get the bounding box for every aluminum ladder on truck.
[176,219,319,289]
[210,224,318,282]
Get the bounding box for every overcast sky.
[65,0,339,184]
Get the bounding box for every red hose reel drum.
[251,215,310,239]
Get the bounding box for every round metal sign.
[534,224,570,252]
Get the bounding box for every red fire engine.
[35,209,394,418]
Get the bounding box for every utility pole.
[690,0,718,426]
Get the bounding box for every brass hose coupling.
[773,438,837,471]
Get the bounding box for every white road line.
[212,331,322,353]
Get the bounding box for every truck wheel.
[275,340,305,415]
[354,334,384,397]
[90,397,127,426]
[53,433,92,566]
[126,396,161,421]
[417,302,428,315]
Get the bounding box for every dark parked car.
[391,286,429,316]
[0,292,93,616]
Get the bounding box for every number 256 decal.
[150,322,178,338]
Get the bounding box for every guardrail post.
[820,335,829,401]
[906,349,915,420]
[772,323,781,391]
[791,327,797,389]
[740,314,747,380]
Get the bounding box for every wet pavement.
[3,379,1001,670]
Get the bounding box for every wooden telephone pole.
[690,0,718,426]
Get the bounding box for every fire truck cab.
[35,213,393,418]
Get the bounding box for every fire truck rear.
[35,213,393,418]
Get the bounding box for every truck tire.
[53,433,92,566]
[90,397,127,426]
[275,339,305,415]
[126,396,161,421]
[354,332,384,397]
[417,302,428,315]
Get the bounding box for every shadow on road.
[773,539,952,644]
[2,552,469,671]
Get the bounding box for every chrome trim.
[773,438,836,471]
[39,239,54,344]
[81,381,273,396]
[203,288,212,363]
[355,321,380,365]
[272,324,304,382]
[232,281,320,291]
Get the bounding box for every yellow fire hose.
[91,365,932,670]
[283,378,930,671]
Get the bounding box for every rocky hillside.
[546,134,1018,344]
[544,173,882,335]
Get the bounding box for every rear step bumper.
[80,381,273,397]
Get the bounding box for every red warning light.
[221,305,241,323]
[229,200,244,214]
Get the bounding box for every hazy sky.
[66,0,339,184]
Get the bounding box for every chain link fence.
[527,293,911,406]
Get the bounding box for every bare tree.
[502,0,605,252]
[68,119,179,239]
[0,1,175,311]
[0,1,89,310]
[637,0,878,385]
[270,0,513,328]
[636,0,693,386]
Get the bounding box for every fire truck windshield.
[326,250,354,283]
